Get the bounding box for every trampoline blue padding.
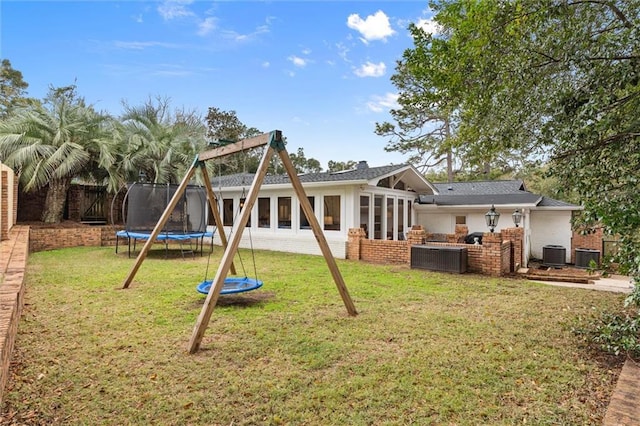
[197,277,263,295]
[115,230,214,258]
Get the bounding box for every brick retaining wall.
[28,225,123,253]
[0,226,29,404]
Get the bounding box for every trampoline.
[196,277,263,295]
[114,183,213,258]
[115,230,214,258]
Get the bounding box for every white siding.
[210,230,347,258]
[417,212,453,233]
[529,210,573,262]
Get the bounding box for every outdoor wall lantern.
[512,209,522,227]
[485,204,500,233]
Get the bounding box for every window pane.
[223,199,233,227]
[359,195,370,238]
[300,196,315,229]
[455,215,466,225]
[324,195,340,231]
[258,197,270,228]
[239,198,251,227]
[398,199,404,238]
[386,197,395,239]
[278,197,291,229]
[374,195,383,239]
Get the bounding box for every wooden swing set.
[121,130,358,353]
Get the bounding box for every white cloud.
[335,42,350,63]
[288,55,308,68]
[262,61,270,68]
[221,22,271,43]
[366,92,399,113]
[113,41,181,50]
[157,0,194,21]
[347,10,395,44]
[198,17,217,36]
[416,18,441,35]
[354,61,386,78]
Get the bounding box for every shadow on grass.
[190,290,276,308]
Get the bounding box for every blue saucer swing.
[196,276,263,295]
[197,186,263,296]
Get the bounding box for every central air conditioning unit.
[411,245,468,273]
[542,245,566,267]
[575,248,600,268]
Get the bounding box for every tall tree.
[0,59,34,118]
[425,0,640,274]
[289,147,322,174]
[0,85,118,223]
[327,160,358,172]
[375,23,461,181]
[204,107,261,175]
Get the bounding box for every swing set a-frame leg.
[121,160,198,289]
[121,159,236,289]
[187,133,357,354]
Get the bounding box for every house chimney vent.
[356,161,368,170]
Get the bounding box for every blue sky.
[1,1,436,169]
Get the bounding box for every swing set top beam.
[198,130,282,162]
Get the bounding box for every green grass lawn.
[1,246,625,425]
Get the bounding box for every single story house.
[207,161,580,266]
[415,180,581,265]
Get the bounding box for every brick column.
[347,228,366,260]
[482,232,504,276]
[406,226,427,265]
[502,227,524,271]
[454,224,468,242]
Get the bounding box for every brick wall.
[17,185,47,222]
[0,164,17,242]
[18,184,126,224]
[360,239,409,264]
[28,225,123,252]
[29,227,102,252]
[571,227,604,263]
[347,225,521,277]
[1,170,7,241]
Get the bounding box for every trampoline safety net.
[125,183,207,233]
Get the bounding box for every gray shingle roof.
[418,179,578,208]
[417,193,542,206]
[210,164,415,188]
[432,180,526,195]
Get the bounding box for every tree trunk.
[41,177,71,223]
[444,118,454,183]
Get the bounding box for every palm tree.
[0,85,118,223]
[117,97,207,185]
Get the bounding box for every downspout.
[523,208,531,268]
